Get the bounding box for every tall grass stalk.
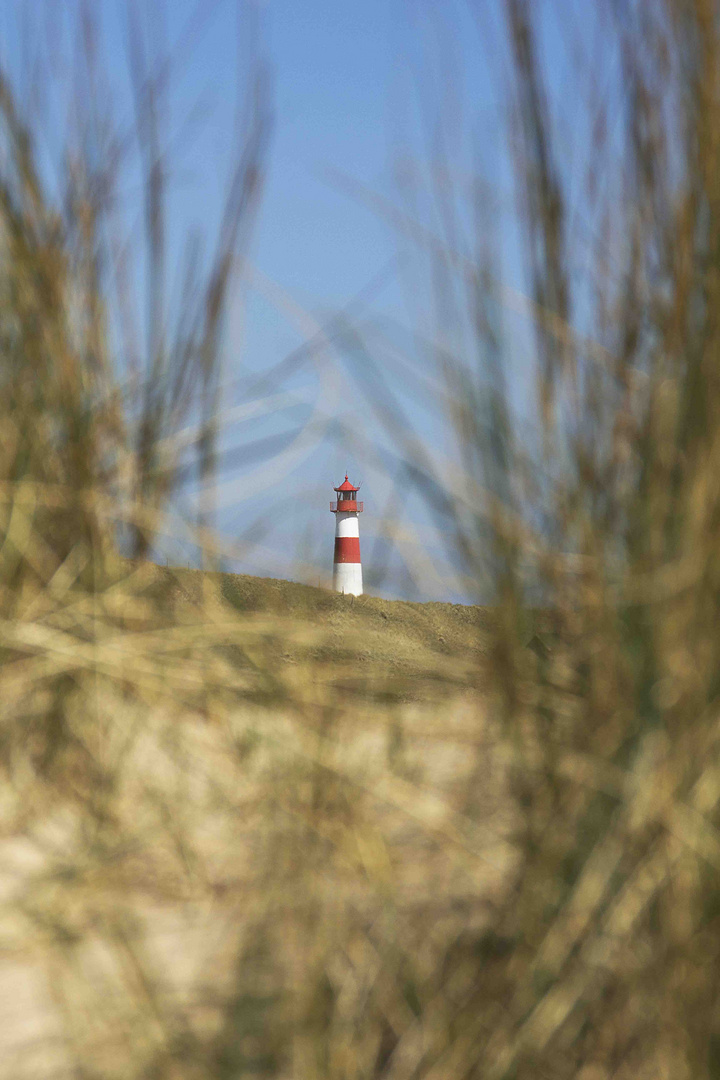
[5,2,720,1079]
[347,2,720,1076]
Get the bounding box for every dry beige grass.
[0,561,515,1080]
[6,1,720,1076]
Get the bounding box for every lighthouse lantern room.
[330,474,364,595]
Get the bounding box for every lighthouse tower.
[330,474,364,595]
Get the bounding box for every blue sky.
[1,1,609,600]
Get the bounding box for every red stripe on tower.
[334,536,361,563]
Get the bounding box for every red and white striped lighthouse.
[330,474,364,595]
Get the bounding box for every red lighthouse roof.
[334,473,360,492]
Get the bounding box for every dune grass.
[4,2,720,1078]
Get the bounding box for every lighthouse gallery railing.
[330,501,363,512]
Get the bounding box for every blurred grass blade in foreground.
[4,2,720,1079]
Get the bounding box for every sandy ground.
[0,687,518,1080]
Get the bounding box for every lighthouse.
[330,474,364,595]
